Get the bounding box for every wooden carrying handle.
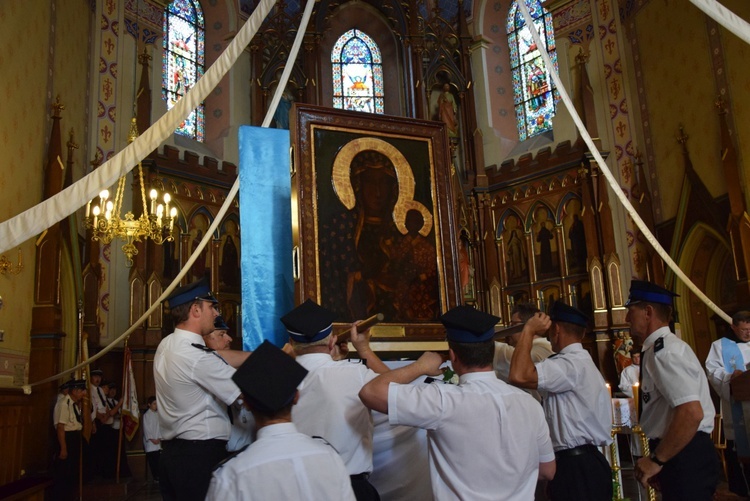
[336,313,384,342]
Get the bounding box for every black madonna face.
[358,164,397,215]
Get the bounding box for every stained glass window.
[507,0,558,141]
[331,29,384,114]
[163,0,205,142]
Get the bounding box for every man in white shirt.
[283,299,396,501]
[627,280,718,500]
[51,379,86,501]
[493,302,553,402]
[154,277,250,501]
[705,310,750,497]
[360,305,556,501]
[510,302,613,501]
[142,396,161,483]
[88,368,109,477]
[203,315,256,452]
[619,348,641,398]
[207,341,355,501]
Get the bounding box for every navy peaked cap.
[549,301,588,327]
[164,277,218,309]
[280,299,336,343]
[626,280,678,306]
[232,341,308,413]
[440,305,500,343]
[214,315,229,331]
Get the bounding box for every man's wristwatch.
[649,453,667,467]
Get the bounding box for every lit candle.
[632,382,640,424]
[606,383,614,426]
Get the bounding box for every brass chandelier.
[84,117,176,266]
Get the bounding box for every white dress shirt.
[90,384,108,422]
[535,343,613,450]
[58,395,83,432]
[227,402,256,452]
[388,371,554,501]
[142,408,161,453]
[619,363,640,398]
[705,337,750,439]
[640,326,715,439]
[494,337,553,402]
[154,328,240,441]
[206,422,356,501]
[53,393,66,427]
[292,354,379,475]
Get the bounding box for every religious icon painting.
[562,196,587,274]
[188,211,211,281]
[291,104,460,343]
[530,204,559,279]
[219,217,241,291]
[500,212,528,285]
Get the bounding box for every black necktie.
[73,402,82,424]
[638,349,646,422]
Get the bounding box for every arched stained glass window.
[332,29,384,114]
[163,0,205,142]
[507,0,558,141]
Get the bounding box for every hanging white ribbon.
[690,0,750,46]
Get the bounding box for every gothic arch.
[673,222,733,363]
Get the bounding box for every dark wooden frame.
[291,103,460,343]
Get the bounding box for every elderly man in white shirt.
[510,302,612,501]
[493,302,552,402]
[619,349,641,398]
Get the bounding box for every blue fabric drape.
[238,126,292,350]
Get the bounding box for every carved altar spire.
[137,47,152,137]
[43,96,65,200]
[573,48,601,151]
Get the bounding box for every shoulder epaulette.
[312,435,340,454]
[191,343,215,353]
[213,445,248,471]
[654,337,665,353]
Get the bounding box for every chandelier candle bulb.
[85,201,91,218]
[150,189,158,214]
